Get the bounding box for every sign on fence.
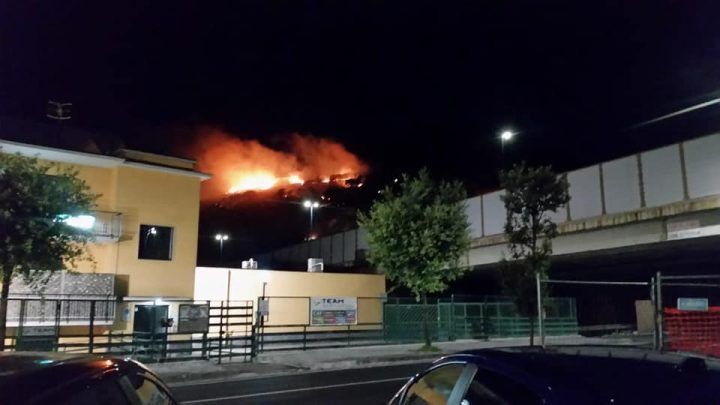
[677,298,709,311]
[178,304,210,333]
[258,298,270,316]
[311,297,357,325]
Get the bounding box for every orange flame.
[190,129,368,199]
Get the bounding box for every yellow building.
[1,138,387,354]
[194,267,386,329]
[1,139,209,340]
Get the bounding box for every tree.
[358,169,471,347]
[0,152,97,350]
[499,163,570,346]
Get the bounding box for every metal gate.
[537,272,720,358]
[4,298,255,363]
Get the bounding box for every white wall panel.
[357,228,369,250]
[331,233,344,264]
[546,205,568,224]
[642,144,683,207]
[603,156,641,214]
[343,230,357,262]
[684,134,720,198]
[482,191,505,236]
[568,165,603,220]
[309,239,321,258]
[465,196,483,238]
[289,244,301,263]
[320,236,332,263]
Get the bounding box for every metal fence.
[537,273,720,359]
[255,296,385,353]
[254,295,578,352]
[2,298,254,363]
[383,296,578,343]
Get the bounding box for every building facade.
[1,139,209,336]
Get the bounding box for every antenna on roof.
[47,100,73,121]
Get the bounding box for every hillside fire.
[190,129,368,200]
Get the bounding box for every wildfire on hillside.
[190,129,368,200]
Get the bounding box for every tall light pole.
[214,233,229,262]
[303,200,320,238]
[499,129,516,168]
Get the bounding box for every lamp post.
[499,129,516,168]
[500,130,515,153]
[303,200,320,238]
[214,233,229,261]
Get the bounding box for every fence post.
[650,276,657,350]
[302,325,307,351]
[89,301,96,354]
[536,272,545,348]
[449,294,455,341]
[54,300,61,352]
[655,272,663,352]
[218,301,225,364]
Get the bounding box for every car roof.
[436,346,720,403]
[0,352,149,402]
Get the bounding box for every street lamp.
[499,129,516,167]
[214,233,229,260]
[303,200,320,238]
[500,129,515,150]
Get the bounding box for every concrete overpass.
[258,132,720,274]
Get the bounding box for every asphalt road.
[171,363,429,404]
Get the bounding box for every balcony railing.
[92,210,122,242]
[8,272,116,327]
[6,298,116,327]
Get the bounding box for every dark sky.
[2,1,720,192]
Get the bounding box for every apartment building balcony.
[90,210,123,243]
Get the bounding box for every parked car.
[389,346,720,404]
[0,352,177,405]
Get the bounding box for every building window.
[138,225,173,260]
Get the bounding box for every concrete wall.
[260,132,720,270]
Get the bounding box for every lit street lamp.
[500,130,515,152]
[214,233,229,260]
[499,129,516,167]
[303,200,320,238]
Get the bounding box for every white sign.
[310,297,357,325]
[258,298,270,316]
[667,224,720,241]
[677,298,709,311]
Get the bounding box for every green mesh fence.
[384,297,577,342]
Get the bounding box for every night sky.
[2,2,720,261]
[3,2,720,186]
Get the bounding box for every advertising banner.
[310,297,357,326]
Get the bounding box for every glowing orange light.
[191,130,368,197]
[228,173,278,193]
[288,174,304,185]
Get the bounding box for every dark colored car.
[0,352,177,405]
[390,346,720,404]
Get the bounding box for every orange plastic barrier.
[664,307,720,357]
